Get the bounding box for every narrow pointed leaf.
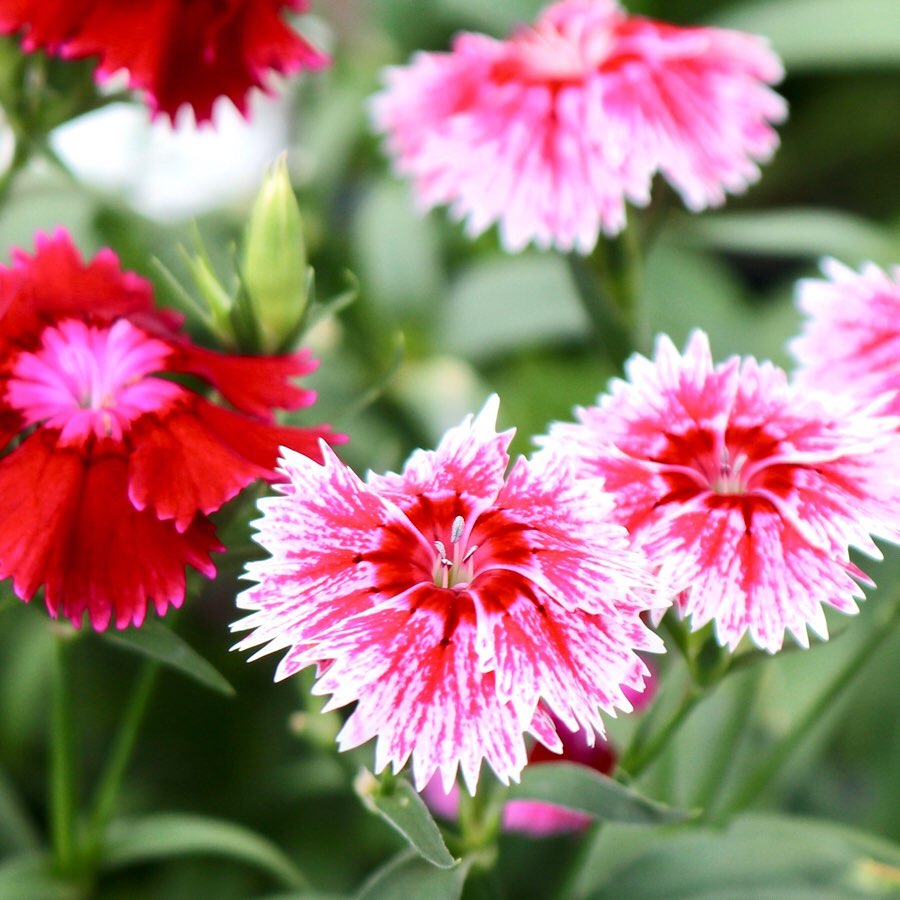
[357,850,469,900]
[100,621,234,696]
[508,763,694,826]
[354,770,457,869]
[0,768,41,853]
[102,812,307,889]
[679,209,897,266]
[715,0,900,70]
[586,814,900,899]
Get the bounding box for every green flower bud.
[241,155,309,353]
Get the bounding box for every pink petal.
[314,588,531,794]
[233,444,432,671]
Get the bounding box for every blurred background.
[0,0,898,896]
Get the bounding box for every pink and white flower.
[371,0,786,253]
[233,396,664,792]
[791,258,900,415]
[540,330,900,653]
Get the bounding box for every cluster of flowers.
[233,297,900,799]
[2,0,899,832]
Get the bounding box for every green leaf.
[100,621,234,696]
[0,767,40,853]
[356,850,469,900]
[435,0,545,33]
[102,812,307,889]
[714,0,900,70]
[0,852,81,900]
[508,763,694,826]
[440,253,586,361]
[351,179,443,322]
[643,241,801,369]
[354,770,457,869]
[586,814,900,899]
[678,209,898,267]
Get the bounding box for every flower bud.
[241,155,310,353]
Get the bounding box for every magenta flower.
[371,0,786,253]
[233,397,664,792]
[0,229,341,630]
[540,331,900,653]
[791,258,900,415]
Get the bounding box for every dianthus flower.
[541,331,900,653]
[233,396,664,792]
[371,0,786,253]
[0,0,327,123]
[0,229,340,630]
[791,258,900,415]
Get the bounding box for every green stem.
[594,215,643,336]
[50,631,78,876]
[694,668,762,819]
[564,254,631,369]
[0,139,29,207]
[565,214,644,370]
[458,777,504,858]
[86,659,161,857]
[618,686,703,779]
[719,598,900,822]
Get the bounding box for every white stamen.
[451,516,464,544]
[434,541,452,567]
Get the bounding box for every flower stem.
[718,597,900,822]
[86,659,161,857]
[618,685,703,779]
[458,777,505,860]
[694,667,762,819]
[50,631,78,876]
[565,215,644,369]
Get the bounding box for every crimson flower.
[233,397,663,792]
[791,258,900,416]
[0,0,328,123]
[0,229,340,630]
[541,331,900,653]
[371,0,786,253]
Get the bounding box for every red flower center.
[5,318,181,445]
[653,425,783,500]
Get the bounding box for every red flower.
[0,229,341,629]
[0,0,328,123]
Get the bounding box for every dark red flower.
[0,229,341,629]
[0,0,328,122]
